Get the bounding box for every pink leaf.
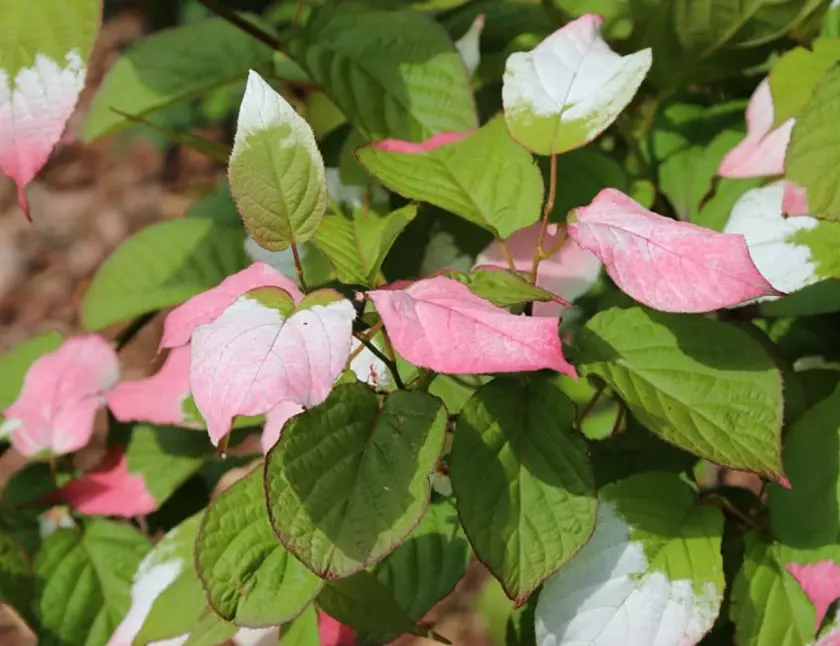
[475,222,602,316]
[783,181,810,216]
[368,276,575,376]
[372,131,474,153]
[718,78,794,179]
[261,400,305,453]
[787,561,840,632]
[816,625,840,646]
[3,335,119,457]
[160,262,303,350]
[190,288,356,444]
[107,345,196,427]
[318,611,357,646]
[569,189,779,312]
[53,446,156,517]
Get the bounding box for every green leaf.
[186,181,240,225]
[317,572,440,641]
[535,472,724,645]
[768,384,840,548]
[769,39,840,127]
[279,605,319,646]
[183,609,238,646]
[82,218,248,331]
[760,279,840,318]
[229,71,327,251]
[444,267,564,308]
[787,65,840,221]
[313,204,418,286]
[730,534,839,646]
[450,375,596,603]
[0,533,32,620]
[35,520,149,646]
[0,332,63,426]
[196,467,322,627]
[124,424,214,509]
[265,383,447,578]
[575,307,784,476]
[82,16,274,141]
[288,3,478,142]
[357,116,542,238]
[374,501,471,620]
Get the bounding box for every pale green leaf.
[535,472,724,646]
[450,375,596,603]
[287,3,478,141]
[786,65,840,221]
[576,307,784,476]
[196,467,322,627]
[769,38,840,127]
[82,218,248,331]
[279,605,319,646]
[82,16,274,141]
[35,520,149,646]
[0,332,63,426]
[265,383,447,578]
[444,267,563,308]
[374,501,471,620]
[183,609,238,646]
[229,71,326,251]
[357,116,542,238]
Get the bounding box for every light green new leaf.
[374,501,472,620]
[535,472,724,646]
[769,38,840,127]
[0,332,63,426]
[450,375,596,604]
[265,383,447,578]
[444,267,563,308]
[196,467,322,627]
[769,384,840,548]
[287,3,478,142]
[576,307,784,476]
[82,16,274,141]
[229,71,326,251]
[82,218,248,331]
[730,534,839,646]
[786,65,840,221]
[35,520,149,646]
[0,533,32,620]
[357,116,542,238]
[125,424,214,510]
[313,204,418,286]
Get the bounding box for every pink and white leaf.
[3,335,119,457]
[786,561,840,633]
[368,276,575,376]
[107,345,197,427]
[718,78,794,179]
[160,262,303,350]
[190,290,356,444]
[261,400,305,453]
[53,446,156,517]
[475,222,602,316]
[569,189,779,312]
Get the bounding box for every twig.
[354,332,405,390]
[290,242,308,292]
[292,0,305,26]
[497,239,517,272]
[197,0,287,53]
[347,321,384,365]
[530,152,558,282]
[576,383,606,427]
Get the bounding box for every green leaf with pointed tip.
[35,520,149,646]
[535,472,724,646]
[82,218,248,331]
[450,375,596,604]
[444,267,564,308]
[196,467,322,627]
[768,384,840,548]
[265,383,447,578]
[229,71,326,251]
[0,533,32,620]
[787,66,840,221]
[183,609,238,646]
[125,424,214,512]
[318,572,440,642]
[313,204,418,286]
[357,117,541,238]
[576,307,784,477]
[287,3,478,142]
[769,39,840,127]
[730,535,840,646]
[279,605,319,645]
[374,501,471,620]
[0,332,63,426]
[82,16,274,141]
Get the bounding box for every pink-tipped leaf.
[368,276,576,376]
[569,189,779,312]
[787,561,840,632]
[3,335,119,458]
